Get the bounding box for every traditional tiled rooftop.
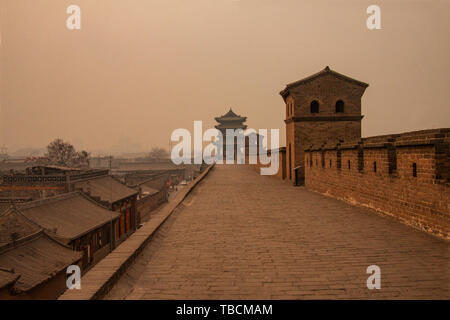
[0,269,20,290]
[74,176,138,204]
[0,231,81,292]
[0,208,40,246]
[17,192,119,243]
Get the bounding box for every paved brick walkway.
[112,165,449,299]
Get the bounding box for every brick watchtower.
[280,66,369,182]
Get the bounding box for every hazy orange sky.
[1,0,449,155]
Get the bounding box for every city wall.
[304,128,450,239]
[248,147,287,180]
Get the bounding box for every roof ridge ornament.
[225,108,238,117]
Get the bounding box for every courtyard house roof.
[0,269,20,290]
[0,231,81,293]
[0,208,40,246]
[17,192,119,243]
[74,176,138,205]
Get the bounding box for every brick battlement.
[304,128,450,239]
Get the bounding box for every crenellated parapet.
[304,128,450,239]
[305,128,450,184]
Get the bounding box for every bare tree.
[148,147,169,159]
[75,150,90,167]
[46,138,90,167]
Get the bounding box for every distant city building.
[0,148,8,162]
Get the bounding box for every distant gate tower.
[215,108,247,161]
[280,66,369,182]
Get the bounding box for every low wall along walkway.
[59,164,214,300]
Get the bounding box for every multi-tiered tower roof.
[214,108,247,132]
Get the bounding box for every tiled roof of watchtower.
[280,66,369,101]
[214,108,247,130]
[215,108,247,122]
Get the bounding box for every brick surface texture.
[113,165,449,300]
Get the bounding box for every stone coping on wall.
[337,140,362,150]
[305,128,450,152]
[58,164,214,300]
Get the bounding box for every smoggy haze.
[1,0,449,155]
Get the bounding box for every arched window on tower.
[335,100,344,113]
[310,100,319,113]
